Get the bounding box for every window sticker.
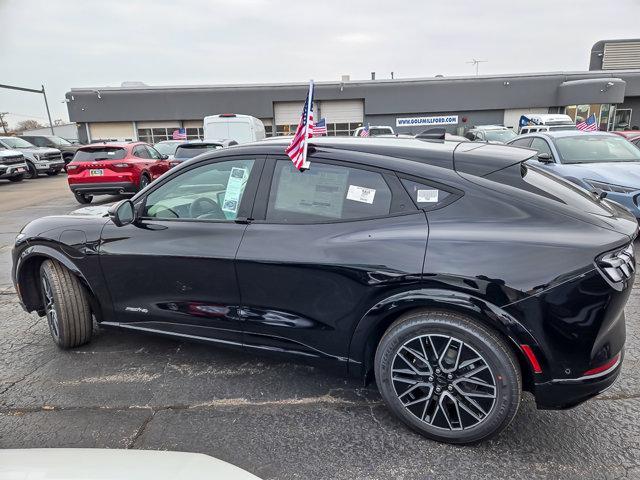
[346,185,376,204]
[417,189,439,203]
[222,167,248,213]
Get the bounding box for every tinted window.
[401,178,452,210]
[510,138,532,148]
[175,144,222,159]
[144,159,254,221]
[530,138,553,157]
[146,145,162,159]
[1,137,35,148]
[266,160,392,223]
[154,142,180,156]
[555,135,640,164]
[484,130,517,143]
[134,146,151,159]
[74,147,126,161]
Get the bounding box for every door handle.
[234,217,253,225]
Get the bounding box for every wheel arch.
[15,245,101,320]
[348,289,536,392]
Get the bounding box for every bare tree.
[15,119,45,132]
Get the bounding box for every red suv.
[67,142,171,204]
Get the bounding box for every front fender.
[347,288,540,381]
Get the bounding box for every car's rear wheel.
[74,193,93,204]
[8,175,24,182]
[39,259,93,349]
[375,310,521,444]
[138,174,150,191]
[46,171,60,176]
[24,162,37,179]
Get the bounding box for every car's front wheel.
[24,162,38,179]
[39,259,93,349]
[46,171,60,176]
[8,175,24,182]
[375,310,521,444]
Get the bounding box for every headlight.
[585,179,638,194]
[33,154,40,161]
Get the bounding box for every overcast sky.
[1,0,638,128]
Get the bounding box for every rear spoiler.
[453,143,537,177]
[415,127,446,140]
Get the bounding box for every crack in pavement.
[0,356,56,396]
[127,410,157,449]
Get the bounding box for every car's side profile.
[12,138,636,444]
[66,141,171,203]
[508,131,640,221]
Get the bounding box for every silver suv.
[0,148,28,182]
[0,136,65,179]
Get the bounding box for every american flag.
[576,114,598,132]
[360,124,370,137]
[172,128,187,140]
[312,117,327,136]
[285,81,314,170]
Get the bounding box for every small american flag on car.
[172,128,187,140]
[360,124,370,137]
[576,114,598,132]
[285,80,314,170]
[312,117,328,136]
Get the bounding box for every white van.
[203,114,266,144]
[519,114,576,134]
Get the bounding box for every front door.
[235,156,428,367]
[99,155,262,345]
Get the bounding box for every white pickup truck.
[0,148,28,182]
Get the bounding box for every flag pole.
[301,79,314,170]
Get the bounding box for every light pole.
[0,112,8,134]
[466,59,488,76]
[0,83,56,135]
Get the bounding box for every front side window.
[1,137,35,148]
[530,138,553,158]
[144,159,254,221]
[510,138,532,148]
[266,160,392,223]
[145,145,162,159]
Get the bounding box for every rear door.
[144,145,171,179]
[235,155,428,367]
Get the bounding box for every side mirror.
[537,152,553,163]
[108,199,135,227]
[161,154,169,160]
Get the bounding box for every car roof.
[470,125,508,130]
[177,140,224,146]
[81,141,144,149]
[516,130,618,139]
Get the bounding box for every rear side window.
[510,138,532,148]
[175,144,221,159]
[74,147,126,161]
[400,178,456,210]
[266,160,392,223]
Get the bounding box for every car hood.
[0,149,24,157]
[554,161,640,189]
[15,146,61,155]
[68,204,112,217]
[0,449,261,480]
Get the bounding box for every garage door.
[319,100,364,124]
[503,108,549,129]
[274,102,319,125]
[89,122,135,142]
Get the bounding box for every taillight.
[113,163,130,168]
[597,243,635,284]
[67,165,78,170]
[583,353,620,376]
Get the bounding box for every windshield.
[555,135,640,164]
[484,130,517,142]
[175,144,221,158]
[50,136,72,146]
[549,125,577,131]
[1,137,35,148]
[369,128,393,136]
[74,147,126,161]
[154,142,180,156]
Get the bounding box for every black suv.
[19,134,80,165]
[12,137,635,444]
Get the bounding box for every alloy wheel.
[391,333,497,431]
[41,275,60,341]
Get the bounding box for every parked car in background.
[13,137,636,444]
[518,114,576,134]
[353,125,395,137]
[612,130,640,148]
[464,125,517,144]
[170,139,238,167]
[19,134,81,165]
[153,140,185,160]
[508,131,640,220]
[0,136,65,179]
[203,114,265,144]
[66,142,171,204]
[0,148,27,182]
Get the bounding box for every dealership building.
[65,39,640,144]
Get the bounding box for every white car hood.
[0,149,24,158]
[0,449,262,480]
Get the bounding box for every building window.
[137,127,199,144]
[265,125,273,137]
[274,121,363,137]
[186,127,204,140]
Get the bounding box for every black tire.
[46,171,60,176]
[375,310,521,444]
[8,175,24,182]
[138,173,150,191]
[75,193,93,204]
[39,259,93,349]
[24,161,38,179]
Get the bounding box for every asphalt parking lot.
[1,176,640,479]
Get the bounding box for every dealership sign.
[396,115,459,127]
